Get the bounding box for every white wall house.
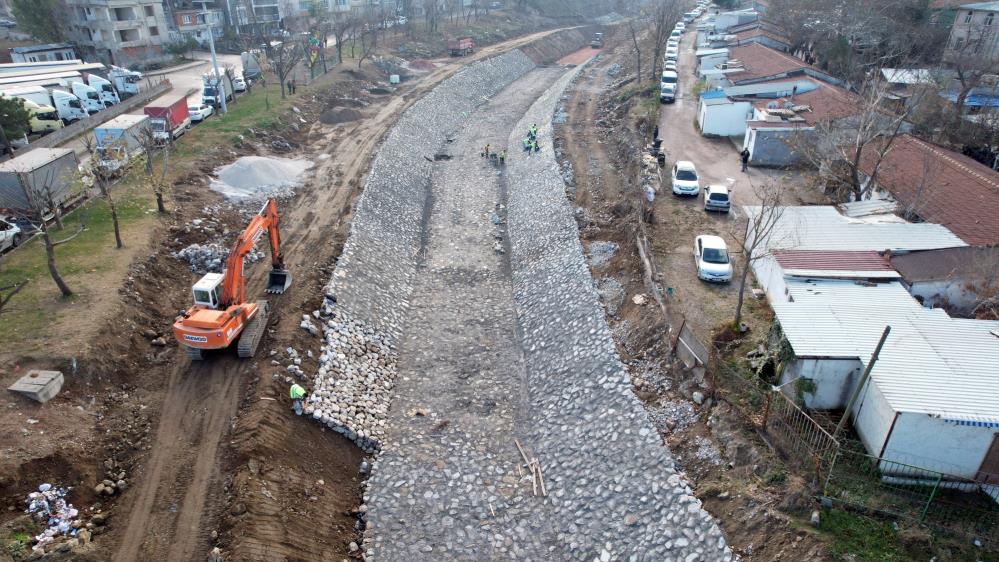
[772,278,999,480]
[697,91,753,136]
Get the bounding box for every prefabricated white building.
[772,278,999,480]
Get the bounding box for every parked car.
[0,217,22,252]
[232,76,247,92]
[188,104,214,122]
[670,29,682,41]
[663,60,678,72]
[489,1,503,8]
[675,22,686,32]
[704,184,731,212]
[667,37,680,48]
[694,235,733,283]
[672,161,700,195]
[0,19,16,28]
[665,46,679,60]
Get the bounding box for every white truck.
[93,114,149,176]
[1,85,87,123]
[109,66,141,98]
[0,216,21,252]
[241,51,262,81]
[202,70,233,108]
[62,80,103,114]
[86,74,120,107]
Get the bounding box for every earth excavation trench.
[313,38,734,561]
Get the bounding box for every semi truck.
[109,66,141,97]
[93,114,149,176]
[62,80,103,114]
[447,37,475,56]
[202,70,233,108]
[86,74,119,107]
[144,92,191,143]
[1,85,87,123]
[21,99,64,135]
[0,148,81,215]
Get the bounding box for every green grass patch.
[819,509,911,561]
[0,179,155,343]
[172,83,290,159]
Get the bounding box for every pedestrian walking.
[289,383,306,415]
[483,143,491,158]
[498,149,506,165]
[740,148,750,172]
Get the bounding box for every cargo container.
[0,148,81,214]
[93,114,149,176]
[144,92,191,143]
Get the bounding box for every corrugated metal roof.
[0,147,74,172]
[773,279,999,423]
[744,205,967,252]
[839,199,898,217]
[773,250,900,280]
[723,79,816,97]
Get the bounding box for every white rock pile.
[173,242,265,274]
[305,302,397,453]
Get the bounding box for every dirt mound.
[320,108,363,125]
[408,59,437,71]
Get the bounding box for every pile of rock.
[173,243,265,274]
[304,302,397,453]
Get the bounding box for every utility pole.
[834,326,891,439]
[201,11,228,115]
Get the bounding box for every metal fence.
[823,447,999,547]
[765,390,839,481]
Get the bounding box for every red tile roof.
[727,43,816,82]
[731,28,791,47]
[860,134,999,246]
[774,250,896,272]
[751,81,862,124]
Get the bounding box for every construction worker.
[483,143,491,158]
[289,383,306,416]
[498,149,506,165]
[522,137,532,152]
[532,140,540,153]
[530,123,538,137]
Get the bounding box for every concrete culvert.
[319,108,363,125]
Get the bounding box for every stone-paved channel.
[337,48,732,561]
[361,67,567,560]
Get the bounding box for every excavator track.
[237,301,269,358]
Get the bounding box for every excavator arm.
[219,198,291,308]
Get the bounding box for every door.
[976,433,999,484]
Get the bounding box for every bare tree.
[627,20,642,86]
[647,0,681,81]
[135,124,169,213]
[943,21,999,120]
[732,181,788,328]
[330,11,357,64]
[266,39,305,98]
[82,134,124,249]
[357,14,379,70]
[17,169,83,297]
[0,279,28,314]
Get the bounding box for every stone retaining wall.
[503,66,733,560]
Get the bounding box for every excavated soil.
[319,108,363,125]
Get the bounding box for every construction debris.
[25,483,78,550]
[8,370,63,403]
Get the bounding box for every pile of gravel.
[173,243,265,274]
[305,302,397,453]
[210,156,312,200]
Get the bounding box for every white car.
[667,38,680,49]
[675,22,686,32]
[663,60,678,72]
[0,217,22,252]
[188,104,214,122]
[704,184,731,212]
[670,29,682,41]
[694,235,733,283]
[232,76,247,92]
[672,161,700,196]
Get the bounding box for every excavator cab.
[192,273,225,309]
[266,268,292,294]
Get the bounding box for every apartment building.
[945,2,999,60]
[65,0,172,67]
[164,0,224,43]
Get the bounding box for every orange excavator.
[172,198,292,360]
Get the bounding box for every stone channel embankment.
[311,28,731,560]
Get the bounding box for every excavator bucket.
[265,268,292,294]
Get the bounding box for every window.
[55,52,64,60]
[149,25,159,36]
[966,11,974,23]
[955,37,965,50]
[702,248,730,264]
[676,169,698,181]
[144,5,154,16]
[987,13,994,25]
[28,56,37,62]
[183,14,191,23]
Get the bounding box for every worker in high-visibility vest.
[290,383,306,416]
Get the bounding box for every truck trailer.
[0,148,81,214]
[1,85,87,123]
[93,114,149,176]
[448,37,475,56]
[144,92,191,143]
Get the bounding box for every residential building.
[878,68,936,110]
[770,277,999,480]
[945,2,999,61]
[713,9,759,33]
[724,43,840,86]
[930,0,972,27]
[725,21,791,52]
[858,133,999,247]
[696,78,816,136]
[65,0,172,68]
[9,44,78,63]
[891,247,999,313]
[761,250,900,303]
[170,9,224,43]
[744,205,967,304]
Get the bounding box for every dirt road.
[105,27,578,562]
